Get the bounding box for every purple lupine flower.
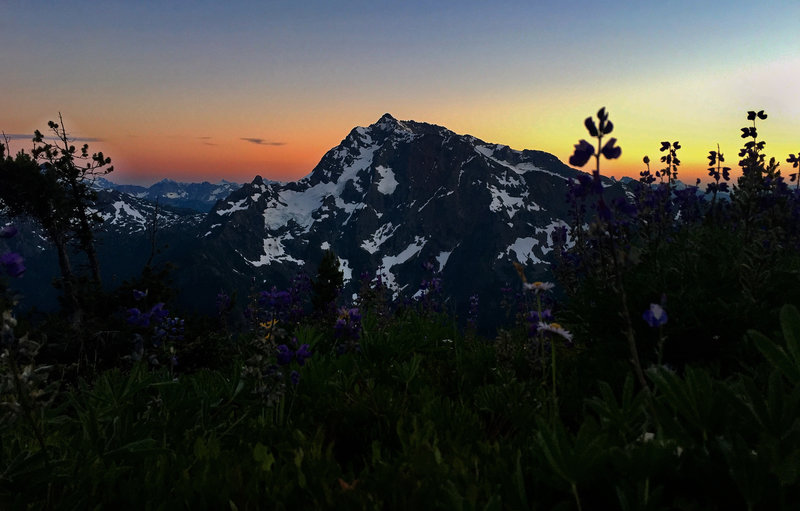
[0,252,25,277]
[276,344,293,365]
[258,287,291,308]
[295,343,312,366]
[643,303,668,328]
[569,139,594,167]
[600,137,621,160]
[584,117,599,137]
[126,307,151,327]
[149,303,169,324]
[289,370,300,386]
[527,308,553,337]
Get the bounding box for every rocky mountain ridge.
[5,114,627,326]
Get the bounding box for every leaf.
[513,449,529,509]
[749,329,800,384]
[779,305,800,362]
[104,438,167,459]
[253,443,275,472]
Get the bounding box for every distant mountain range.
[4,114,630,327]
[92,177,245,212]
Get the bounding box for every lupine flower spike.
[643,303,668,328]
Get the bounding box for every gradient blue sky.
[2,0,798,184]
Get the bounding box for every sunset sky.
[2,0,799,185]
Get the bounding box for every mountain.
[169,113,626,325]
[4,114,627,328]
[93,177,244,212]
[1,190,204,310]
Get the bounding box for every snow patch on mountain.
[248,236,303,267]
[338,256,353,284]
[107,201,146,224]
[536,219,572,254]
[216,198,249,215]
[475,145,563,179]
[375,165,398,195]
[436,249,453,271]
[264,141,378,232]
[503,237,546,265]
[362,223,399,254]
[382,236,427,290]
[488,184,527,219]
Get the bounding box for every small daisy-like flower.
[538,322,573,342]
[642,303,668,328]
[523,281,555,293]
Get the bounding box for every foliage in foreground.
[1,109,800,509]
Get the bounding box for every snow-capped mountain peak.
[198,114,626,322]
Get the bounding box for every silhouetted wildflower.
[600,138,621,159]
[747,110,768,121]
[788,153,800,188]
[569,139,594,167]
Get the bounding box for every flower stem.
[571,482,583,511]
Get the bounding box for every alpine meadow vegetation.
[1,110,800,509]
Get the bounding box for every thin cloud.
[240,137,285,146]
[2,132,104,142]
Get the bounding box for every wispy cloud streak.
[240,137,285,146]
[2,132,104,142]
